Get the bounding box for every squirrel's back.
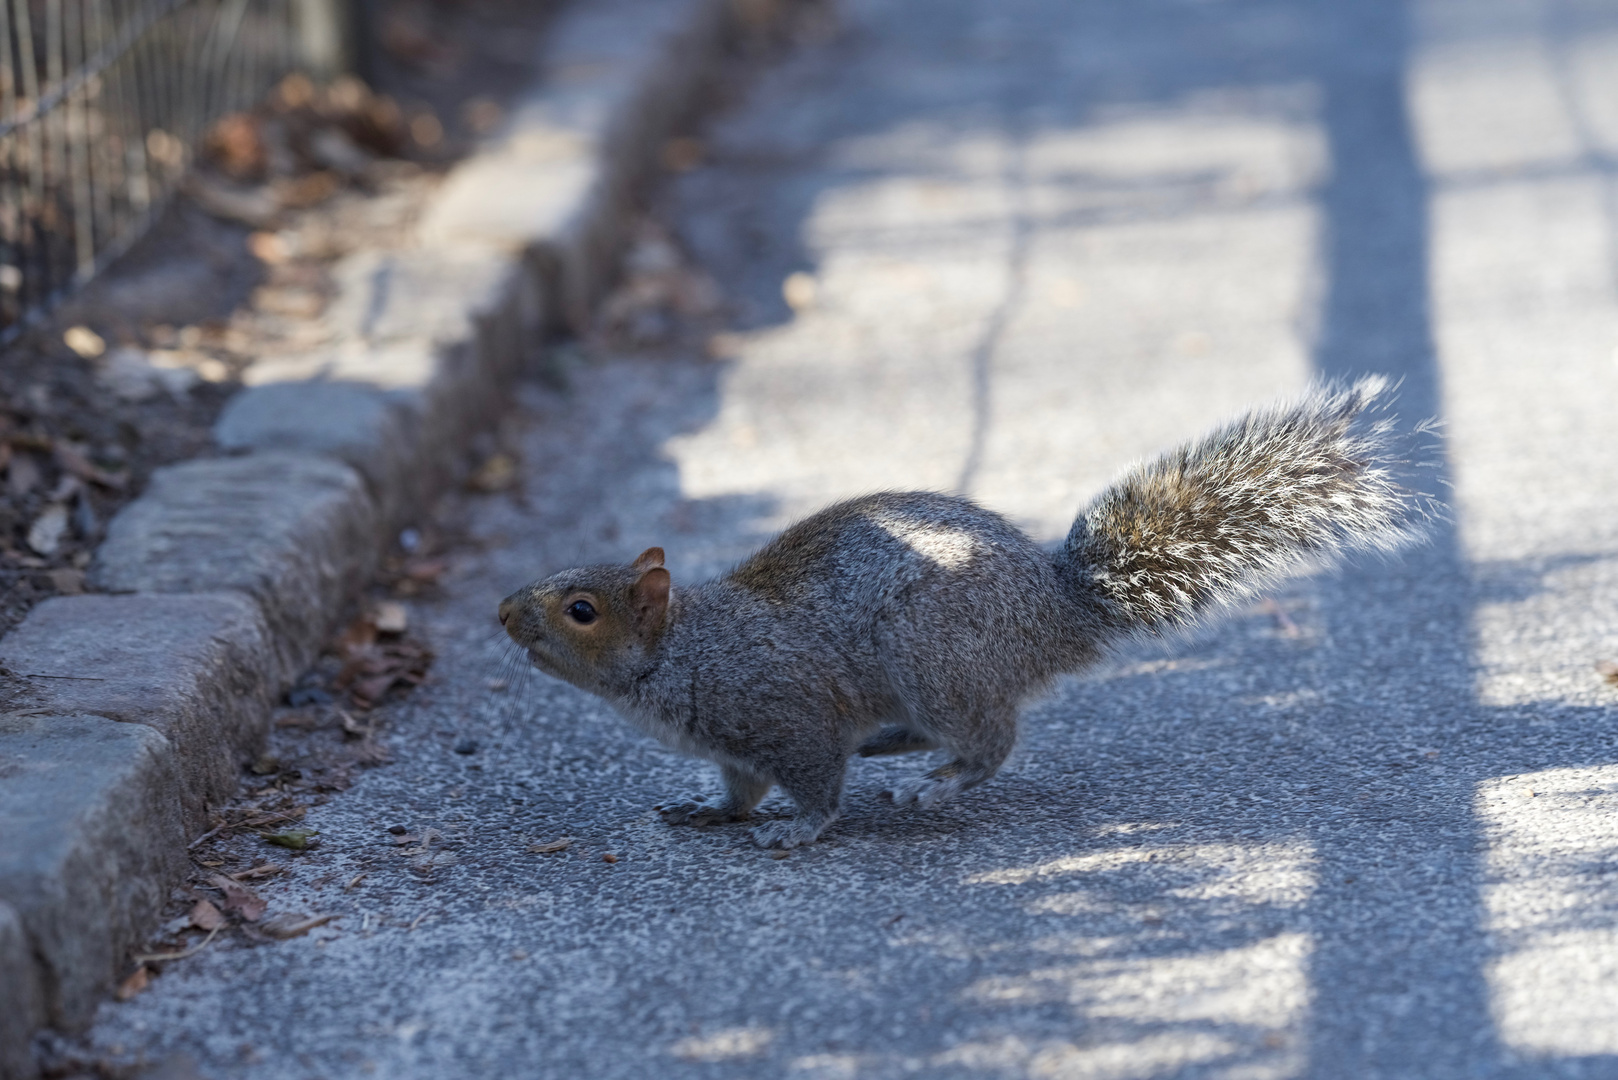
[727,491,1047,608]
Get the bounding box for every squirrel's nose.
[497,600,513,626]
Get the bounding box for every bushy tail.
[1059,377,1437,635]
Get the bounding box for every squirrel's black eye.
[566,600,597,625]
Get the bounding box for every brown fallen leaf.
[336,614,379,653]
[247,230,292,264]
[337,636,433,709]
[403,557,449,584]
[250,285,324,318]
[208,874,267,922]
[229,864,284,882]
[272,170,342,209]
[260,912,337,940]
[204,112,268,180]
[601,853,619,864]
[189,899,225,931]
[1598,661,1618,687]
[115,966,151,1000]
[527,838,571,854]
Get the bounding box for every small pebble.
[770,850,791,860]
[386,824,408,835]
[602,853,618,864]
[453,739,479,755]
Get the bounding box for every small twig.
[132,925,219,965]
[188,824,228,850]
[18,672,107,681]
[187,808,303,849]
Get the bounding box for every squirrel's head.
[497,547,672,695]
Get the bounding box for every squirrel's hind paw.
[886,771,967,810]
[750,819,824,849]
[657,796,748,827]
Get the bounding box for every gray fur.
[499,378,1432,848]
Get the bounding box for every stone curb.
[0,1,739,1074]
[0,714,186,1036]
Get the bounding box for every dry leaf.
[209,874,267,922]
[250,286,324,318]
[247,230,292,263]
[189,899,225,931]
[335,632,433,709]
[115,966,151,1000]
[403,557,449,584]
[272,170,342,209]
[527,838,571,854]
[263,829,318,850]
[601,853,618,864]
[204,112,267,180]
[1598,661,1618,686]
[63,326,106,358]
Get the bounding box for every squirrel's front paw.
[657,795,745,827]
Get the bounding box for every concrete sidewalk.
[83,0,1618,1076]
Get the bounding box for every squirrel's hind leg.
[856,725,940,757]
[749,751,846,849]
[885,704,1016,811]
[658,765,771,826]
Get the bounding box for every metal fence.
[0,0,344,341]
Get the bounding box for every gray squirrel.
[498,378,1433,848]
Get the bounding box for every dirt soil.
[0,0,561,640]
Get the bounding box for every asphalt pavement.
[84,0,1618,1076]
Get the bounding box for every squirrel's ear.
[631,566,671,634]
[632,547,665,572]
